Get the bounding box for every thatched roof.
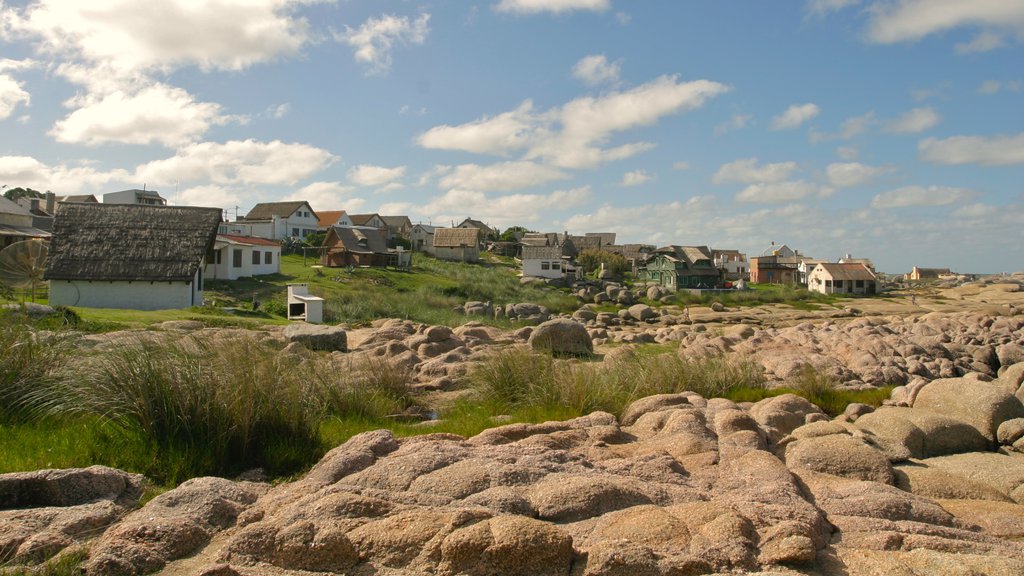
[324,226,389,254]
[522,244,567,260]
[815,262,877,281]
[45,203,221,282]
[380,215,411,228]
[244,201,313,220]
[433,227,480,248]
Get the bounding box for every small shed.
[433,228,481,262]
[287,284,323,323]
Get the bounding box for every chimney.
[30,198,40,212]
[45,191,55,214]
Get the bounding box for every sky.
[1,0,1022,274]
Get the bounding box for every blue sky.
[1,0,1022,273]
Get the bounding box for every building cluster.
[0,187,959,312]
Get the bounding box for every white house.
[807,263,878,295]
[0,195,51,248]
[712,248,749,281]
[45,203,221,310]
[228,201,319,241]
[102,189,168,206]
[410,224,436,254]
[205,235,282,280]
[522,244,569,279]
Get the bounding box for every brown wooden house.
[320,226,391,267]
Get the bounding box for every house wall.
[221,221,275,239]
[523,258,563,279]
[808,268,876,295]
[50,279,196,310]
[435,245,479,262]
[205,245,281,280]
[411,228,435,254]
[281,209,320,239]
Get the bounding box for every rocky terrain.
[3,277,1024,575]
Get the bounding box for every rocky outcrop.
[528,318,593,356]
[282,323,348,352]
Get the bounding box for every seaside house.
[0,196,51,248]
[45,203,221,310]
[102,188,167,206]
[205,235,282,281]
[639,245,720,290]
[807,262,878,295]
[432,227,481,262]
[320,226,392,268]
[410,224,437,254]
[227,201,319,241]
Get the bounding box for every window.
[541,261,550,270]
[855,279,864,288]
[215,250,222,265]
[252,250,260,265]
[552,262,560,270]
[292,228,299,237]
[232,249,242,268]
[265,251,273,264]
[834,280,844,288]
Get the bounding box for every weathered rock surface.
[282,323,348,352]
[528,318,593,356]
[5,370,1022,575]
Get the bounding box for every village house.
[44,203,221,310]
[380,215,413,242]
[0,196,51,249]
[102,188,167,206]
[639,245,720,290]
[711,248,748,281]
[749,243,808,284]
[521,243,572,279]
[204,235,281,281]
[229,201,319,240]
[457,218,498,242]
[410,224,436,254]
[432,227,481,262]
[797,258,828,285]
[604,244,656,274]
[585,232,616,246]
[906,266,952,281]
[320,226,410,268]
[807,262,878,295]
[316,210,354,230]
[349,213,388,230]
[14,192,56,232]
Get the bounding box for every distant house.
[808,263,877,295]
[0,196,51,248]
[585,232,616,246]
[320,226,394,268]
[316,210,353,230]
[457,218,497,241]
[14,192,56,232]
[712,249,748,281]
[103,189,167,206]
[521,232,559,248]
[522,244,572,279]
[604,244,655,274]
[52,194,98,215]
[838,254,875,271]
[906,266,951,281]
[639,245,720,290]
[433,228,481,262]
[380,215,413,241]
[410,224,436,254]
[796,258,828,285]
[205,235,281,281]
[749,243,807,284]
[45,203,221,310]
[349,213,388,230]
[230,201,319,240]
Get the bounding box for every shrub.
[0,313,74,422]
[577,249,630,277]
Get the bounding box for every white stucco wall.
[434,246,478,262]
[205,245,281,280]
[522,258,563,279]
[50,279,198,310]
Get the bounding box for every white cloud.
[270,103,290,119]
[919,133,1024,166]
[438,161,569,191]
[837,146,859,160]
[48,84,227,147]
[417,101,536,156]
[978,80,1023,94]
[770,103,820,130]
[870,185,979,209]
[735,181,819,203]
[337,13,430,75]
[283,181,361,212]
[0,155,130,193]
[952,203,1000,219]
[419,75,729,169]
[621,169,652,187]
[865,1,1024,49]
[494,0,611,15]
[421,186,592,228]
[825,162,894,188]
[4,0,314,76]
[672,161,690,170]
[885,106,940,134]
[840,111,875,139]
[562,196,717,244]
[955,30,1006,53]
[712,157,798,185]
[527,75,730,168]
[135,139,337,186]
[175,185,240,209]
[806,0,861,17]
[715,113,752,135]
[347,164,407,187]
[0,74,30,119]
[572,54,621,86]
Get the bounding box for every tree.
[3,187,44,202]
[498,226,534,242]
[577,249,629,277]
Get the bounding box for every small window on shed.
[233,249,242,268]
[252,250,260,265]
[265,251,273,264]
[541,261,550,270]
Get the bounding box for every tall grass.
[0,312,75,422]
[468,347,768,417]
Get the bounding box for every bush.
[0,314,74,422]
[577,249,630,277]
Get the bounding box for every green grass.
[671,283,841,309]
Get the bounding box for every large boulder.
[627,304,656,322]
[0,465,143,509]
[282,323,347,352]
[528,319,593,356]
[783,433,895,484]
[913,378,1024,443]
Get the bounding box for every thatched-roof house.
[433,228,480,262]
[522,243,573,279]
[45,203,221,310]
[639,245,721,290]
